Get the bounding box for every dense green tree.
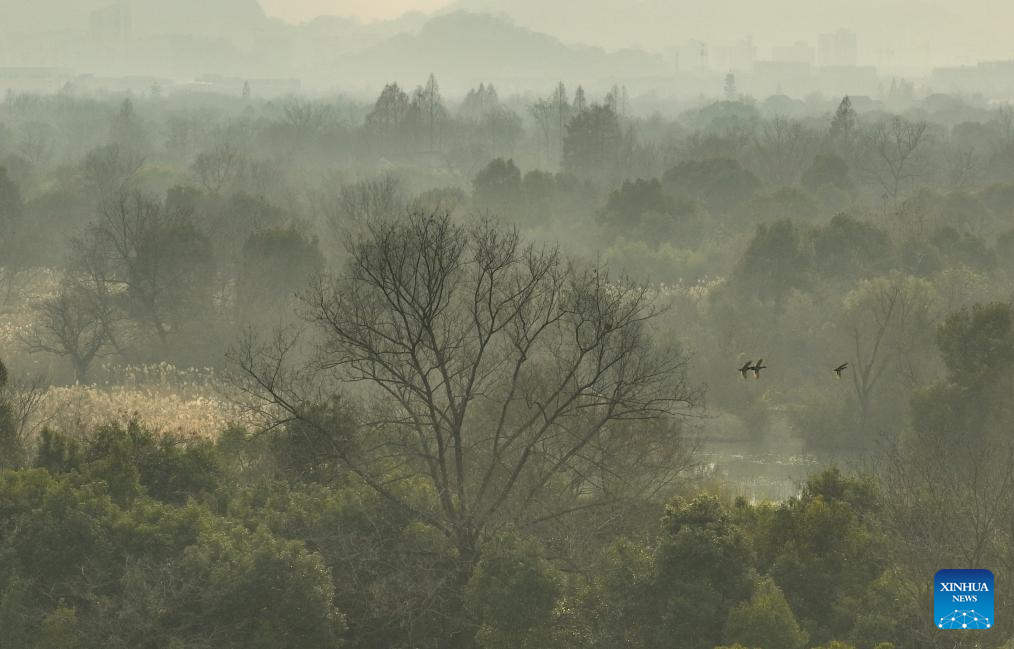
[935,301,1014,389]
[576,496,754,649]
[802,154,855,194]
[829,96,859,150]
[0,575,33,649]
[0,462,342,648]
[601,178,702,243]
[36,604,79,649]
[366,83,412,152]
[236,226,325,326]
[743,187,819,224]
[473,158,523,217]
[730,219,812,303]
[467,533,563,649]
[745,469,885,645]
[0,358,25,470]
[653,496,755,649]
[812,213,894,280]
[562,104,622,184]
[412,73,447,151]
[663,158,761,215]
[722,576,807,649]
[577,538,659,649]
[169,524,343,649]
[899,225,997,275]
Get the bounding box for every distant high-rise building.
[818,29,857,67]
[676,40,710,71]
[712,36,757,73]
[772,41,815,67]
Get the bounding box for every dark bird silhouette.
[738,360,753,379]
[833,362,849,379]
[751,359,766,379]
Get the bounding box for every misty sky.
[260,0,449,22]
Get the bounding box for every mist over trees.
[2,61,1014,649]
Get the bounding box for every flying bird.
[738,360,754,379]
[833,362,849,379]
[751,359,766,379]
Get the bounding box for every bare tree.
[993,103,1014,146]
[314,174,405,248]
[879,413,1014,645]
[81,144,145,201]
[4,373,47,441]
[74,191,214,345]
[841,273,937,434]
[943,144,980,191]
[191,142,242,194]
[751,117,819,186]
[21,282,113,382]
[232,214,699,624]
[861,116,929,209]
[0,359,46,469]
[282,98,334,135]
[18,121,54,168]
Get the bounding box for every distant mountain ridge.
[0,2,661,88]
[343,11,668,90]
[445,0,1002,69]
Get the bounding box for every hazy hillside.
[346,11,668,92]
[449,0,995,67]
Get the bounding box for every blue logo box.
[935,569,994,629]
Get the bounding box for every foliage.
[721,576,807,649]
[236,226,325,326]
[467,533,563,649]
[563,104,623,183]
[729,219,812,303]
[663,158,761,214]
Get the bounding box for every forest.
[1,78,1014,649]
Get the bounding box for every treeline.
[2,368,1012,649]
[0,417,891,649]
[3,213,1014,648]
[3,80,1014,648]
